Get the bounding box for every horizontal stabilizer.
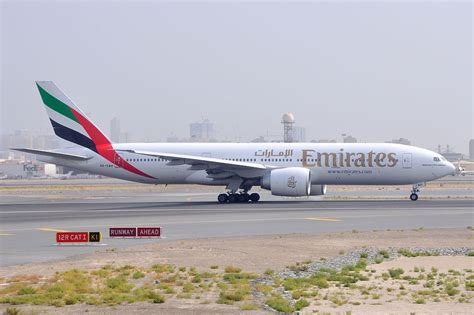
[11,148,92,161]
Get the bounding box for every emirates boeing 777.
[13,81,456,203]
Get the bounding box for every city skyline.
[0,119,471,156]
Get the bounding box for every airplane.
[455,160,474,176]
[0,174,7,180]
[13,81,456,203]
[48,171,74,180]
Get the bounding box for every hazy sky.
[1,1,472,153]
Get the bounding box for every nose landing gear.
[409,183,424,201]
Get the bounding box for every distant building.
[292,126,306,143]
[190,119,214,142]
[0,130,33,150]
[470,139,474,161]
[1,131,59,152]
[0,159,45,179]
[385,138,411,145]
[343,135,357,143]
[110,117,121,142]
[166,136,187,143]
[251,136,267,143]
[442,152,463,162]
[32,135,59,149]
[0,130,63,160]
[281,113,295,143]
[310,139,337,143]
[439,144,463,162]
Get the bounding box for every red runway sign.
[109,227,137,238]
[56,232,88,243]
[137,227,161,237]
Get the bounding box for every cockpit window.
[433,157,441,162]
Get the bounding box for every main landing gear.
[409,183,424,201]
[217,192,260,203]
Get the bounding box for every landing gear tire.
[237,194,247,203]
[410,183,423,201]
[249,193,260,203]
[219,192,259,203]
[228,194,237,203]
[218,193,228,203]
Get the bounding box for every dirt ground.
[305,256,474,314]
[0,228,473,314]
[1,228,471,278]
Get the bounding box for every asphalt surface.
[0,197,473,267]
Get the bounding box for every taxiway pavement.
[0,197,472,266]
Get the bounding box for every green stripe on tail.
[37,83,79,123]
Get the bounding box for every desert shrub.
[132,271,145,279]
[106,276,134,293]
[465,281,474,291]
[388,268,404,279]
[294,298,310,311]
[265,294,294,313]
[224,266,241,273]
[379,249,390,259]
[240,303,259,310]
[17,286,36,295]
[152,264,174,274]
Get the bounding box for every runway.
[0,197,472,267]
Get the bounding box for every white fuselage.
[36,142,455,187]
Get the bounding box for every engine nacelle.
[261,167,311,196]
[310,184,327,196]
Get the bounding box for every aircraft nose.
[447,161,456,175]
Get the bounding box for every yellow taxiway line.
[305,217,341,222]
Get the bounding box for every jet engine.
[261,167,311,196]
[310,184,327,196]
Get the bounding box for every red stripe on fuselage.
[69,108,154,179]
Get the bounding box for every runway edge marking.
[304,217,341,222]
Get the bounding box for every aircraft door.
[402,153,412,169]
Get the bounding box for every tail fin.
[36,81,112,153]
[35,81,154,179]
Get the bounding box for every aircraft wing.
[119,150,270,179]
[11,148,92,161]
